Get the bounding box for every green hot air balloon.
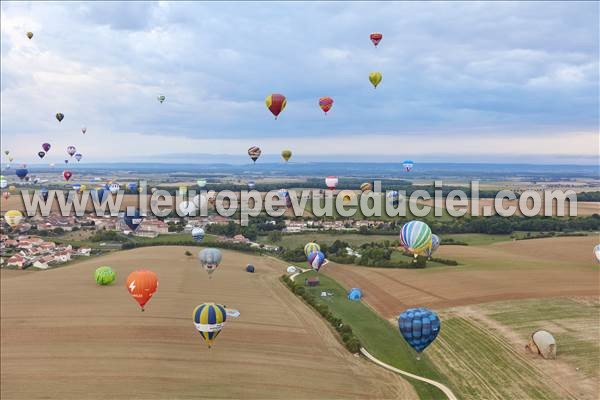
[281,149,292,162]
[95,266,116,285]
[157,95,166,103]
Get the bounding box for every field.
[1,247,414,400]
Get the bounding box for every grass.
[258,232,397,248]
[481,298,600,379]
[440,233,512,246]
[296,270,453,400]
[428,315,563,400]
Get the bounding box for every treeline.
[205,218,286,241]
[577,192,600,202]
[121,238,263,254]
[281,275,361,353]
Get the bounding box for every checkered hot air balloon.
[398,308,440,355]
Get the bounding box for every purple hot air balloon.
[67,146,76,157]
[42,143,51,152]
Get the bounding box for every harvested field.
[325,236,600,317]
[1,247,415,400]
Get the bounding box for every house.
[134,230,159,238]
[139,219,168,234]
[232,234,249,243]
[7,254,26,269]
[77,248,92,256]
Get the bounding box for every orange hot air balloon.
[265,93,287,119]
[319,97,334,114]
[126,270,158,311]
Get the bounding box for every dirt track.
[1,247,415,400]
[326,236,600,318]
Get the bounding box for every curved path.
[360,348,458,400]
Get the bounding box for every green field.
[258,232,397,248]
[440,233,512,246]
[296,270,452,399]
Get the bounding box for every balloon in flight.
[398,308,440,354]
[75,153,82,162]
[95,266,116,285]
[121,208,144,232]
[4,210,23,228]
[81,126,87,134]
[325,176,338,190]
[192,227,205,242]
[370,32,383,47]
[109,183,120,194]
[265,94,286,119]
[63,170,72,181]
[157,95,166,103]
[192,303,227,348]
[67,146,76,157]
[26,32,33,39]
[56,113,64,122]
[15,168,28,180]
[40,187,49,201]
[319,97,334,114]
[423,234,440,259]
[360,182,373,192]
[307,251,327,272]
[248,146,261,163]
[126,270,158,311]
[400,221,432,256]
[304,242,321,257]
[198,248,222,278]
[0,175,6,189]
[42,143,51,152]
[37,151,46,159]
[403,160,414,172]
[281,149,292,162]
[197,179,207,188]
[369,72,382,88]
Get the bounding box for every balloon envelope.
[193,303,227,348]
[370,32,383,46]
[360,182,373,192]
[56,113,64,122]
[265,94,287,118]
[27,32,33,39]
[304,242,321,257]
[192,227,205,242]
[67,146,76,156]
[42,143,51,152]
[4,210,23,228]
[325,176,338,190]
[400,221,432,255]
[126,270,158,310]
[95,266,116,285]
[424,234,441,258]
[75,153,82,162]
[281,149,292,162]
[403,160,415,172]
[63,170,72,181]
[595,244,600,263]
[307,251,327,271]
[248,146,261,163]
[15,168,28,180]
[398,308,440,353]
[369,72,382,88]
[198,248,222,276]
[121,209,144,232]
[319,97,334,114]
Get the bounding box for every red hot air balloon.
[319,97,334,115]
[63,170,72,181]
[265,94,287,119]
[370,33,383,47]
[126,270,158,311]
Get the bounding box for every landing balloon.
[424,234,440,259]
[307,251,327,272]
[95,266,116,285]
[595,244,600,263]
[304,242,320,257]
[126,270,158,311]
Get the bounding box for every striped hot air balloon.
[247,146,261,163]
[304,242,321,257]
[360,182,373,192]
[399,221,432,256]
[265,94,286,119]
[370,32,383,47]
[193,303,227,348]
[307,251,327,272]
[423,234,441,259]
[319,96,334,114]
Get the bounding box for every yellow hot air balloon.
[281,149,292,162]
[26,32,33,40]
[4,210,23,228]
[8,185,16,193]
[369,72,382,88]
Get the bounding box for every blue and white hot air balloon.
[398,308,440,356]
[402,160,414,172]
[192,227,205,243]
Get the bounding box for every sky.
[1,1,598,165]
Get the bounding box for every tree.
[268,231,282,242]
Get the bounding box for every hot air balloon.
[595,244,600,263]
[37,151,45,159]
[198,248,222,278]
[15,168,28,180]
[265,93,286,119]
[8,185,16,192]
[403,160,414,172]
[193,303,227,348]
[95,266,116,285]
[67,146,76,156]
[179,186,188,196]
[81,126,87,134]
[64,159,69,164]
[157,95,166,103]
[126,270,158,311]
[400,221,432,256]
[8,156,14,162]
[304,242,321,257]
[281,149,292,162]
[63,170,72,181]
[121,208,144,232]
[109,183,120,194]
[56,113,64,122]
[26,32,33,39]
[423,234,440,259]
[4,210,23,228]
[319,97,334,115]
[75,153,82,162]
[325,176,338,190]
[307,250,327,272]
[247,180,256,190]
[4,150,9,155]
[387,190,400,206]
[360,182,373,192]
[40,187,49,201]
[398,308,440,356]
[127,182,137,192]
[192,227,205,242]
[42,143,51,152]
[92,187,108,204]
[286,266,297,274]
[80,184,87,192]
[370,32,383,47]
[197,179,207,188]
[2,192,9,201]
[0,175,7,189]
[248,146,261,163]
[369,72,382,88]
[72,183,81,192]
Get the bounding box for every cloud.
[1,1,598,163]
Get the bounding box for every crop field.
[1,247,412,400]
